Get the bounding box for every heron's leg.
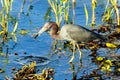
[76,44,82,61]
[69,43,75,63]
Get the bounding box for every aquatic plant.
[84,4,88,26]
[0,0,19,57]
[102,0,120,32]
[110,0,120,32]
[72,0,76,23]
[46,0,70,27]
[0,0,18,43]
[14,61,54,80]
[91,0,97,28]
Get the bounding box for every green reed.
[102,0,114,23]
[0,0,18,56]
[47,0,70,27]
[72,0,76,24]
[111,0,119,25]
[84,4,88,26]
[0,0,17,43]
[110,0,120,32]
[102,0,120,32]
[91,0,97,29]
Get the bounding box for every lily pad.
[19,29,30,35]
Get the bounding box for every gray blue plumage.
[59,24,106,43]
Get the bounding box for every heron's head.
[33,22,56,38]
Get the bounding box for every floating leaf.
[97,56,104,61]
[105,60,113,66]
[117,68,120,72]
[19,29,29,35]
[58,47,62,50]
[101,65,111,72]
[0,52,5,57]
[0,68,4,73]
[106,42,118,49]
[101,66,106,71]
[106,65,110,70]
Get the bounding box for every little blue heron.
[34,22,106,62]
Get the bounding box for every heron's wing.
[65,24,103,42]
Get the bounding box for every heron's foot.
[69,53,75,63]
[33,33,39,39]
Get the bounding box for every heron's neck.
[50,24,61,40]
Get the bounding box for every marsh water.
[0,0,120,80]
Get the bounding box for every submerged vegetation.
[0,0,18,56]
[0,0,120,80]
[14,61,54,80]
[0,0,18,42]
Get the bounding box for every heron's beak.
[33,33,39,39]
[33,26,47,39]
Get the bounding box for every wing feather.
[64,24,104,43]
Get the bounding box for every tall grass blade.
[13,21,18,33]
[84,4,88,26]
[91,0,97,29]
[72,0,76,23]
[110,0,120,32]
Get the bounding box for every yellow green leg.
[69,43,75,63]
[69,43,82,63]
[77,44,82,61]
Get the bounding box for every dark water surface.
[0,0,112,80]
